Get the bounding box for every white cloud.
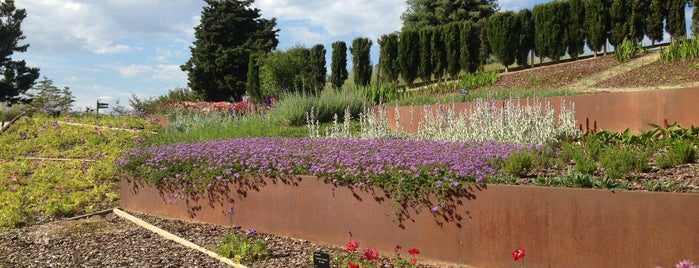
[153,64,186,83]
[116,64,153,79]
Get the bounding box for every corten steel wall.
[385,87,699,134]
[121,176,699,268]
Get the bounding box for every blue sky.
[13,0,688,110]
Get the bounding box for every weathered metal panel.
[120,176,699,268]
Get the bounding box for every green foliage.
[646,0,667,44]
[0,113,158,229]
[693,0,699,37]
[378,33,400,83]
[129,87,201,115]
[459,71,499,90]
[401,0,498,31]
[615,39,644,62]
[533,2,568,62]
[181,0,278,102]
[246,53,262,101]
[444,22,462,78]
[584,0,610,55]
[0,102,25,122]
[270,90,364,127]
[486,11,519,71]
[399,30,420,86]
[566,0,586,60]
[350,37,373,87]
[260,46,317,95]
[599,146,648,180]
[418,27,433,82]
[660,38,699,61]
[666,0,688,41]
[25,77,75,115]
[609,0,631,47]
[502,149,533,176]
[515,9,534,67]
[460,21,482,73]
[431,26,447,80]
[560,142,597,174]
[216,232,270,263]
[359,83,400,104]
[331,41,349,89]
[0,0,40,106]
[310,44,327,94]
[628,0,649,43]
[656,140,697,169]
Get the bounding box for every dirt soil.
[3,52,699,268]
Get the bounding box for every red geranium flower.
[363,248,380,260]
[346,241,359,251]
[512,246,526,261]
[408,248,420,255]
[348,262,359,268]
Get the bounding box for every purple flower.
[8,186,17,191]
[430,205,439,212]
[676,260,697,268]
[245,229,257,236]
[226,208,234,216]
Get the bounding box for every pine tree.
[26,77,74,114]
[331,41,348,89]
[0,0,40,106]
[350,37,373,87]
[181,0,278,102]
[377,33,399,83]
[402,0,498,31]
[486,11,518,72]
[646,0,666,45]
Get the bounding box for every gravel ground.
[0,210,460,268]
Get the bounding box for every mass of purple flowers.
[117,137,523,194]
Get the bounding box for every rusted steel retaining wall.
[120,176,699,267]
[386,87,699,134]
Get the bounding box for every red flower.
[363,248,380,261]
[395,245,402,252]
[347,262,359,268]
[346,241,359,251]
[512,246,526,261]
[411,258,418,265]
[408,248,420,255]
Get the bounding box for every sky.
[11,0,688,111]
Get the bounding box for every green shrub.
[359,83,400,104]
[216,232,270,263]
[271,90,365,127]
[459,71,499,89]
[656,140,697,169]
[599,147,648,179]
[269,92,315,126]
[502,149,533,176]
[615,39,642,62]
[660,38,699,61]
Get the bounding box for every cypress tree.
[331,41,348,89]
[444,23,462,78]
[486,11,518,72]
[628,0,650,43]
[516,9,534,68]
[398,30,420,87]
[350,37,373,87]
[584,0,610,57]
[646,0,666,45]
[432,26,447,80]
[693,0,699,37]
[309,44,326,94]
[478,19,490,70]
[609,0,631,47]
[533,2,568,62]
[378,33,399,83]
[460,21,481,73]
[567,0,586,60]
[418,28,433,82]
[666,0,687,41]
[245,53,261,100]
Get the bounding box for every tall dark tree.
[478,19,490,70]
[691,0,699,37]
[584,0,610,56]
[330,41,348,89]
[566,0,586,60]
[245,53,261,100]
[431,26,447,80]
[516,9,534,67]
[181,0,278,102]
[459,21,481,73]
[533,2,568,63]
[418,28,433,82]
[401,0,499,31]
[398,30,420,86]
[444,22,461,78]
[646,0,666,45]
[609,0,631,47]
[628,0,650,43]
[666,0,687,41]
[486,11,518,72]
[309,44,326,94]
[350,37,372,87]
[377,33,399,83]
[0,0,40,106]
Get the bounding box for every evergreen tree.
[567,0,586,60]
[584,0,610,56]
[0,0,40,106]
[26,77,74,114]
[478,19,490,70]
[181,0,278,102]
[486,11,518,72]
[460,21,481,73]
[246,53,261,100]
[666,0,687,41]
[516,9,534,67]
[646,0,666,45]
[350,37,373,87]
[418,28,433,82]
[692,0,699,37]
[260,46,313,94]
[330,41,348,89]
[402,0,499,31]
[398,30,420,86]
[628,0,650,43]
[432,26,447,80]
[444,22,461,78]
[377,33,399,83]
[609,0,631,47]
[533,2,568,62]
[310,44,326,94]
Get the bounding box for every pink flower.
[512,246,526,261]
[363,248,379,261]
[676,259,696,268]
[8,186,17,192]
[394,245,402,252]
[411,258,418,265]
[346,241,359,252]
[408,248,420,255]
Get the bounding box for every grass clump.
[598,147,648,180]
[271,90,365,127]
[660,38,699,61]
[656,140,697,169]
[215,231,270,264]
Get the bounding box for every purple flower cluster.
[117,137,523,192]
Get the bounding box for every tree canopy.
[350,37,373,87]
[0,0,40,106]
[26,77,74,114]
[181,0,278,102]
[486,11,518,71]
[401,0,499,31]
[330,41,348,89]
